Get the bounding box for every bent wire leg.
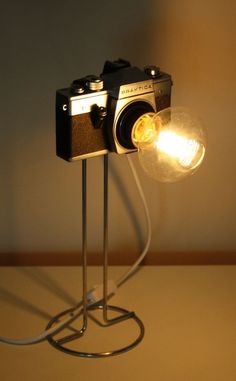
[55,159,88,345]
[102,154,134,325]
[46,155,144,356]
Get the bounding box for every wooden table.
[0,265,236,381]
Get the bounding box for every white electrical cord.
[115,154,151,287]
[0,154,151,345]
[0,306,83,345]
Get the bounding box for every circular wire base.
[46,304,145,358]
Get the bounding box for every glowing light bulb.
[132,107,206,183]
[155,130,205,168]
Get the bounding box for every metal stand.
[46,155,144,358]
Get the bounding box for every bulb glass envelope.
[132,107,206,182]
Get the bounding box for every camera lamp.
[132,107,206,182]
[1,60,206,358]
[51,61,207,357]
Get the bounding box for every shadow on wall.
[0,0,159,254]
[0,267,78,319]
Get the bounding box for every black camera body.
[56,59,172,161]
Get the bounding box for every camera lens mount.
[116,101,154,149]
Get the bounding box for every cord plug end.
[87,280,117,304]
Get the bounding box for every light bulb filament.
[155,130,202,168]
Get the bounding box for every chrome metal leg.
[103,154,109,321]
[81,159,88,331]
[102,155,134,325]
[51,160,88,346]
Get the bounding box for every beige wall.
[0,0,236,256]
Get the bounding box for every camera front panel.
[56,90,109,161]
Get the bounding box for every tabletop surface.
[0,265,236,381]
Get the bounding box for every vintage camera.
[56,59,172,161]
